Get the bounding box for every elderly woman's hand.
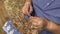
[22,2,33,16]
[29,16,47,30]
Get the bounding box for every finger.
[22,8,30,16]
[31,25,38,29]
[26,11,31,16]
[22,8,26,14]
[30,16,37,19]
[32,22,38,26]
[29,19,38,26]
[26,6,32,16]
[29,5,33,14]
[26,11,32,16]
[25,12,31,17]
[32,22,43,29]
[29,16,34,19]
[29,17,39,22]
[30,18,41,26]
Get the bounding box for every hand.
[29,16,47,29]
[22,2,33,16]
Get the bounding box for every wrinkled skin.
[22,1,60,34]
[4,0,60,34]
[4,0,42,34]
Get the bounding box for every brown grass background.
[0,0,9,34]
[0,0,25,34]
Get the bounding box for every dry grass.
[0,0,25,34]
[0,0,9,34]
[0,0,39,34]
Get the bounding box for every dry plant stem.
[4,0,43,34]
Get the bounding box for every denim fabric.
[32,0,60,34]
[2,0,60,34]
[32,0,60,25]
[2,20,20,34]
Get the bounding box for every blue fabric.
[32,0,60,25]
[2,20,20,34]
[2,0,60,34]
[40,30,52,34]
[32,0,60,34]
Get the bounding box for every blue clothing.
[2,20,20,34]
[32,0,60,25]
[2,0,60,34]
[32,0,60,34]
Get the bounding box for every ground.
[0,0,9,34]
[0,0,24,34]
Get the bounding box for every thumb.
[26,11,31,16]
